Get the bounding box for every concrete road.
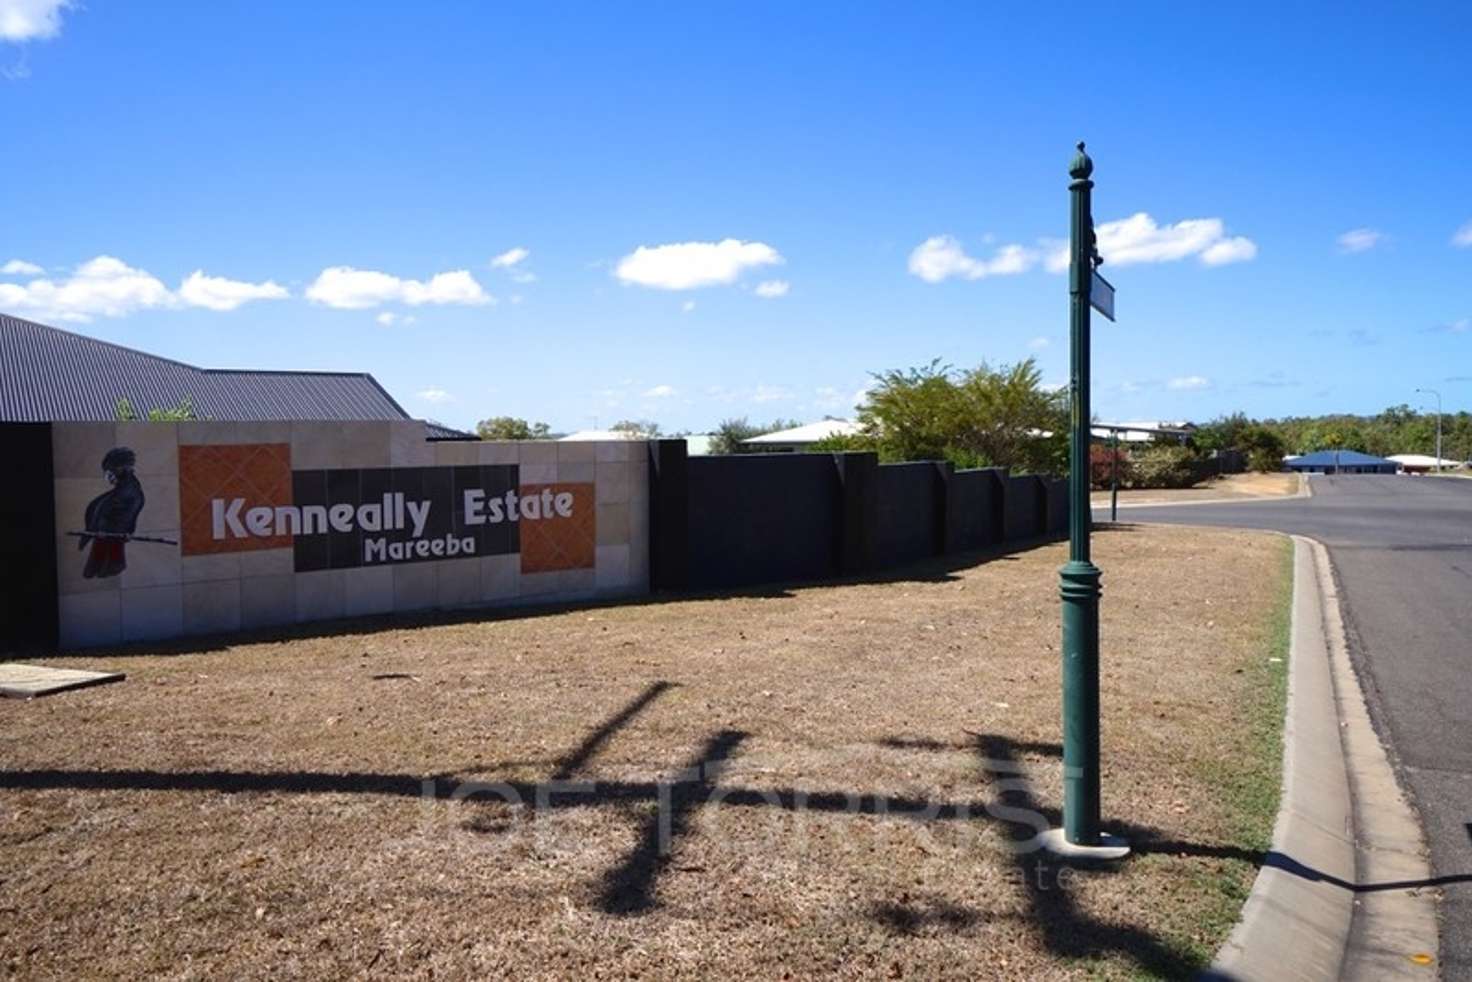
[1097,475,1472,975]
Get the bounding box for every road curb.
[1205,535,1438,981]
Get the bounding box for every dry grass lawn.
[1092,471,1302,507]
[1,526,1291,980]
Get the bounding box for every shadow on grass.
[870,897,983,934]
[5,731,1466,972]
[595,728,747,915]
[970,732,1205,978]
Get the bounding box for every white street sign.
[1090,270,1115,322]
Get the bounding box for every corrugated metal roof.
[742,419,861,444]
[558,429,643,441]
[1,312,411,422]
[423,420,479,441]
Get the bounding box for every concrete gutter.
[1206,536,1439,980]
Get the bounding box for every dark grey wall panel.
[1044,478,1069,534]
[685,453,842,589]
[649,440,690,591]
[951,468,1004,550]
[835,452,879,576]
[875,462,941,568]
[0,423,58,649]
[1003,475,1046,541]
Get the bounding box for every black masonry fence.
[648,440,1068,593]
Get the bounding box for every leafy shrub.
[809,431,879,454]
[1090,444,1130,489]
[1127,445,1201,489]
[115,395,198,421]
[1247,448,1283,473]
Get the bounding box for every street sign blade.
[1090,270,1115,322]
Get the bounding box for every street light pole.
[1043,142,1127,859]
[1110,429,1119,523]
[1416,388,1442,473]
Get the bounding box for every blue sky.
[3,2,1470,433]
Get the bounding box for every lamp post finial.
[1069,141,1094,180]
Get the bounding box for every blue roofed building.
[1284,449,1398,475]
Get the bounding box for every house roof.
[742,419,862,445]
[1289,449,1396,467]
[423,420,479,441]
[558,429,643,441]
[1,312,411,423]
[1092,421,1194,442]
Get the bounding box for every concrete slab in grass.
[0,663,125,699]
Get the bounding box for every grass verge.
[1121,535,1293,978]
[2,526,1292,980]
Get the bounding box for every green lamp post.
[1040,142,1129,859]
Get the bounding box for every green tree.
[610,419,662,439]
[115,395,198,421]
[855,359,961,462]
[475,416,551,440]
[708,417,803,455]
[1192,412,1252,454]
[1238,425,1286,472]
[850,357,1067,473]
[1298,418,1369,453]
[951,360,1068,473]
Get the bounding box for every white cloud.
[306,266,492,309]
[1167,375,1211,391]
[643,384,676,398]
[0,0,73,42]
[417,387,453,404]
[1027,336,1050,351]
[375,311,416,327]
[752,383,792,403]
[0,255,298,321]
[908,235,1038,282]
[177,270,288,311]
[1039,214,1256,270]
[681,300,696,313]
[489,247,529,268]
[615,238,782,290]
[1453,222,1472,248]
[1,258,43,275]
[0,255,172,322]
[754,279,790,298]
[1336,228,1383,254]
[490,247,535,283]
[1090,213,1256,268]
[1200,237,1259,266]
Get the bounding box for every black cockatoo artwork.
[77,447,148,578]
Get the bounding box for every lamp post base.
[1037,828,1130,861]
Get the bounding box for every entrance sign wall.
[45,421,649,648]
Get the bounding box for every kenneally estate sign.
[178,444,595,574]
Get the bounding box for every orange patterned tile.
[518,483,595,573]
[179,443,293,555]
